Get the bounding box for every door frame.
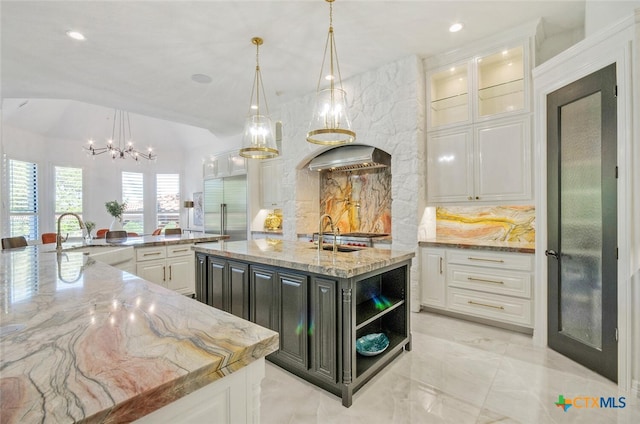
[532,16,636,390]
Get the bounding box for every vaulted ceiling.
[2,1,586,146]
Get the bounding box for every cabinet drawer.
[167,244,193,258]
[447,250,532,271]
[136,246,167,262]
[447,265,531,298]
[447,287,532,326]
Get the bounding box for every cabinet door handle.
[468,300,504,310]
[163,266,166,281]
[475,196,480,200]
[172,248,189,253]
[467,196,473,200]
[144,252,162,256]
[467,256,505,263]
[169,265,172,280]
[439,257,443,274]
[468,277,504,284]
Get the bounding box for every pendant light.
[84,109,156,162]
[239,37,279,159]
[307,0,355,145]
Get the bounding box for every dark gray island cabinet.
[193,240,415,407]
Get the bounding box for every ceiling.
[1,0,587,145]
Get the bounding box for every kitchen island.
[49,233,230,296]
[193,239,415,407]
[0,245,279,423]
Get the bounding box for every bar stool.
[2,236,28,249]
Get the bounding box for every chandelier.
[307,0,355,145]
[84,109,156,161]
[239,37,279,159]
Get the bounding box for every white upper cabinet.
[427,116,531,203]
[425,31,534,204]
[203,151,247,178]
[426,127,473,202]
[427,43,530,130]
[260,158,283,209]
[429,62,471,128]
[476,45,526,119]
[474,117,531,201]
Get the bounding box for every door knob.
[545,249,559,259]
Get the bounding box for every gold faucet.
[318,214,337,253]
[56,212,85,252]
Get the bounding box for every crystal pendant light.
[307,0,355,145]
[239,37,279,159]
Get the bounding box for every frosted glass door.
[559,92,603,348]
[546,63,617,382]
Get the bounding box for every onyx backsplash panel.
[435,205,535,243]
[319,168,391,234]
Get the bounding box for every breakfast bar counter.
[0,245,279,423]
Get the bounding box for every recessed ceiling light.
[66,30,86,41]
[449,23,463,33]
[191,73,212,84]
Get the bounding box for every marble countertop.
[49,233,229,252]
[0,245,278,423]
[193,240,415,279]
[419,237,535,254]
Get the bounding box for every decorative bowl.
[355,333,389,356]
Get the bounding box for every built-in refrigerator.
[203,175,247,240]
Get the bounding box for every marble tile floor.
[260,311,640,424]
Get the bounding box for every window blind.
[122,172,144,234]
[7,158,38,240]
[55,166,83,237]
[157,173,180,228]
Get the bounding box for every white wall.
[585,0,640,36]
[1,123,186,236]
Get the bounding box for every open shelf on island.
[356,297,404,330]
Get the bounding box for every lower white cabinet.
[420,248,446,308]
[134,357,265,424]
[420,246,533,329]
[135,245,195,295]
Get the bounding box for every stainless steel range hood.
[308,145,391,172]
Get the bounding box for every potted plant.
[105,200,127,230]
[84,220,96,240]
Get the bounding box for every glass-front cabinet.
[429,62,470,127]
[477,46,525,118]
[425,38,533,204]
[427,43,529,129]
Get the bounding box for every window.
[55,166,83,237]
[122,172,144,234]
[6,158,38,240]
[157,174,180,229]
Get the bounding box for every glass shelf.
[478,78,524,101]
[431,93,469,111]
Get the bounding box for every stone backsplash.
[435,205,535,243]
[319,167,392,234]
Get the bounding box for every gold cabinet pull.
[467,257,504,263]
[163,266,166,281]
[144,252,162,256]
[169,265,172,280]
[468,277,504,284]
[468,300,504,310]
[439,257,443,274]
[172,248,188,253]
